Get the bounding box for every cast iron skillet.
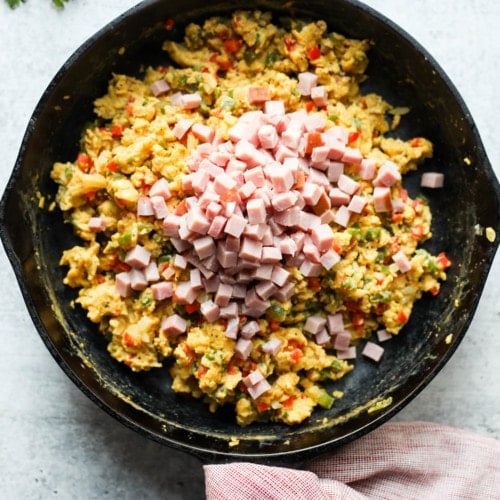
[1,0,499,464]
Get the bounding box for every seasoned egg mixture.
[50,11,449,426]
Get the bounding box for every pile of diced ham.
[107,73,444,375]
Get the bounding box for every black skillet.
[1,0,499,464]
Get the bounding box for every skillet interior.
[1,0,499,462]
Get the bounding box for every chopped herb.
[267,304,286,321]
[317,392,334,409]
[117,231,133,246]
[6,0,70,7]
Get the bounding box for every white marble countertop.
[0,1,498,498]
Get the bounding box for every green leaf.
[5,0,70,8]
[6,0,27,8]
[52,0,69,6]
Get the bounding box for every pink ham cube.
[161,314,187,337]
[362,341,384,362]
[151,281,174,301]
[297,71,318,96]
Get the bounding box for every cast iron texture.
[1,0,499,463]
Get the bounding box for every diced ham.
[325,126,349,144]
[333,205,351,227]
[214,282,233,307]
[304,113,326,133]
[161,314,187,337]
[310,224,334,253]
[271,266,290,287]
[248,86,271,104]
[225,317,240,339]
[144,261,160,282]
[137,197,155,217]
[311,145,330,165]
[235,338,253,360]
[300,182,322,206]
[392,249,412,273]
[240,320,261,339]
[373,160,401,187]
[264,100,285,117]
[421,172,444,188]
[281,128,302,150]
[226,235,241,252]
[274,144,298,163]
[243,369,265,387]
[180,93,202,110]
[261,246,282,264]
[210,150,232,167]
[189,268,203,289]
[337,174,360,195]
[257,124,279,149]
[239,237,262,262]
[272,191,298,212]
[173,118,193,140]
[315,328,330,345]
[299,259,322,277]
[336,346,357,360]
[190,169,211,194]
[235,139,266,167]
[246,378,271,399]
[362,341,384,362]
[333,331,351,350]
[329,188,351,207]
[207,215,227,239]
[186,207,210,234]
[173,254,187,270]
[341,147,363,165]
[88,216,106,231]
[150,195,169,219]
[151,281,174,301]
[206,201,223,218]
[320,249,340,270]
[254,281,277,301]
[239,181,257,200]
[304,315,327,334]
[173,281,199,304]
[253,264,273,281]
[358,158,376,180]
[347,194,368,214]
[326,138,346,160]
[311,85,328,107]
[191,123,214,143]
[220,302,238,319]
[373,186,392,212]
[170,236,191,254]
[224,213,247,238]
[327,313,344,334]
[391,198,405,213]
[124,245,151,269]
[170,91,183,107]
[261,337,282,355]
[115,271,132,298]
[246,198,267,224]
[377,328,393,342]
[273,281,295,302]
[243,223,267,241]
[150,79,170,96]
[267,163,295,193]
[200,299,220,322]
[217,243,238,269]
[297,71,318,96]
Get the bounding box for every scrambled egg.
[50,11,448,426]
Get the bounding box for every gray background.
[1,1,498,498]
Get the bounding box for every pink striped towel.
[204,421,500,499]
